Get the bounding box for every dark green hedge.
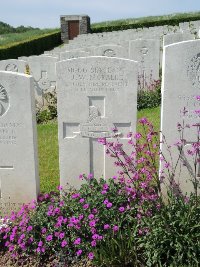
[91,15,200,33]
[0,31,61,60]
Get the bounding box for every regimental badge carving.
[5,64,18,72]
[103,49,116,57]
[187,53,200,89]
[0,84,9,116]
[80,106,114,138]
[140,47,148,56]
[38,77,51,91]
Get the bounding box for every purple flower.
[83,204,89,209]
[88,214,94,220]
[106,202,112,208]
[61,240,68,247]
[103,183,109,190]
[91,240,97,247]
[74,237,81,245]
[88,252,94,260]
[46,235,53,242]
[196,95,200,101]
[27,225,33,232]
[59,232,65,239]
[104,224,110,230]
[38,241,43,247]
[89,220,96,227]
[88,173,93,179]
[113,225,119,232]
[92,208,98,214]
[57,185,63,191]
[72,193,80,199]
[76,249,82,256]
[41,228,47,234]
[103,199,109,205]
[101,190,107,195]
[79,198,85,203]
[36,247,41,253]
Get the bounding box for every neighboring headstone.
[28,55,58,108]
[57,57,138,188]
[160,40,200,196]
[0,59,27,73]
[60,51,90,60]
[93,44,128,58]
[0,71,39,217]
[129,39,160,89]
[163,32,195,46]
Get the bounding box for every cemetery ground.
[38,106,160,193]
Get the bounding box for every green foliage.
[141,195,200,266]
[0,21,38,34]
[0,31,61,60]
[137,83,161,110]
[91,11,200,33]
[36,91,57,124]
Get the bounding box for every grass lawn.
[37,106,161,193]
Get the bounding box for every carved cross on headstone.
[37,71,56,92]
[63,96,131,178]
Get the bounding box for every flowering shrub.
[0,116,200,266]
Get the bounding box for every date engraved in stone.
[5,64,18,72]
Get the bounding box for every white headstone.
[160,40,200,196]
[129,39,160,89]
[93,44,128,58]
[60,51,90,60]
[0,59,27,73]
[57,57,138,188]
[0,71,39,217]
[163,32,195,46]
[28,55,58,108]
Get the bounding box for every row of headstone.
[1,32,200,217]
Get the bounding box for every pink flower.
[103,184,109,190]
[89,220,96,227]
[76,249,82,256]
[38,241,43,247]
[88,214,94,220]
[61,240,68,247]
[91,240,97,247]
[119,207,125,212]
[101,190,107,195]
[74,237,81,245]
[71,193,80,199]
[46,235,53,242]
[88,173,93,179]
[59,232,65,239]
[104,224,110,230]
[57,185,63,191]
[103,199,109,205]
[113,225,119,232]
[196,95,200,101]
[106,202,112,208]
[83,204,89,209]
[79,198,85,203]
[88,252,94,260]
[41,228,47,234]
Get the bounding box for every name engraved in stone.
[0,202,24,212]
[81,131,112,138]
[65,65,128,93]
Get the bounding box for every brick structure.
[60,15,90,43]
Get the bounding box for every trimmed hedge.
[0,31,61,60]
[91,15,200,33]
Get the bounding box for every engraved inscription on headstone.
[160,40,200,196]
[57,57,138,188]
[0,71,39,217]
[187,53,200,89]
[103,49,116,57]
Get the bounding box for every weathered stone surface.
[0,59,27,73]
[27,55,58,108]
[93,44,128,58]
[0,71,39,217]
[160,40,200,196]
[129,39,160,89]
[163,32,195,46]
[56,57,138,188]
[60,51,90,60]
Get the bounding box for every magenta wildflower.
[61,240,68,247]
[76,249,82,256]
[41,228,47,234]
[79,198,85,203]
[119,207,125,212]
[59,232,65,239]
[89,220,96,227]
[104,224,110,230]
[38,241,43,247]
[106,202,112,208]
[74,237,81,245]
[113,225,119,232]
[46,235,53,242]
[91,240,97,247]
[88,252,94,260]
[27,225,33,232]
[88,214,94,220]
[83,203,89,209]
